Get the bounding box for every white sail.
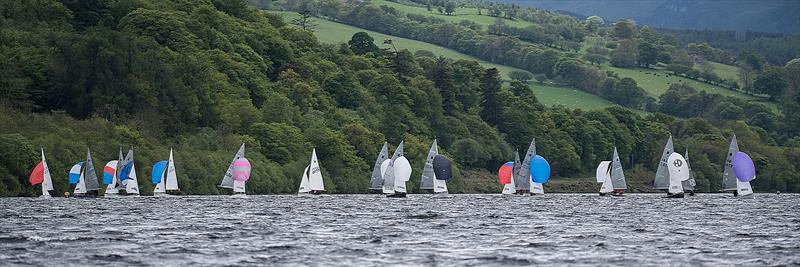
[722,135,739,191]
[298,165,311,193]
[369,142,389,190]
[433,176,448,193]
[596,161,613,193]
[154,165,166,194]
[220,143,245,189]
[74,170,87,194]
[308,149,324,191]
[84,149,100,191]
[420,140,438,190]
[393,156,412,193]
[682,148,696,191]
[736,179,753,197]
[667,152,690,194]
[501,180,516,194]
[654,136,673,190]
[166,149,179,191]
[126,162,140,195]
[40,149,53,197]
[531,182,544,194]
[233,180,246,193]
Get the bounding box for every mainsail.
[84,149,100,191]
[514,139,535,191]
[722,135,739,191]
[124,149,140,195]
[166,149,179,191]
[298,166,311,193]
[511,150,522,191]
[382,141,404,194]
[220,143,245,189]
[420,139,438,190]
[369,142,389,190]
[653,136,673,190]
[682,149,696,191]
[308,148,324,191]
[610,147,626,190]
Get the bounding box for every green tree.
[611,40,637,68]
[291,9,317,32]
[444,1,456,15]
[479,68,503,126]
[348,32,379,55]
[753,68,786,100]
[637,41,658,67]
[612,19,636,39]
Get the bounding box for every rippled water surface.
[1,194,799,266]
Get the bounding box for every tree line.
[1,0,799,197]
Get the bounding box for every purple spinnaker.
[731,152,756,182]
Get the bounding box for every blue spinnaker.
[151,160,167,185]
[68,161,84,185]
[530,155,551,184]
[119,162,133,181]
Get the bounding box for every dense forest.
[1,0,800,197]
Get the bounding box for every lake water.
[1,194,798,266]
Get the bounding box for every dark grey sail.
[515,138,535,191]
[382,141,404,193]
[682,148,696,191]
[84,148,100,191]
[220,143,245,189]
[420,139,438,190]
[610,147,626,190]
[511,150,522,188]
[369,142,389,190]
[722,135,739,191]
[653,136,673,190]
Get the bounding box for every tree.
[784,58,800,98]
[753,68,786,100]
[585,16,605,32]
[290,9,317,32]
[738,63,757,94]
[509,70,533,82]
[533,73,547,84]
[637,41,658,67]
[612,19,636,39]
[738,51,764,71]
[583,53,607,65]
[611,40,637,68]
[479,68,503,126]
[348,32,379,55]
[444,1,456,15]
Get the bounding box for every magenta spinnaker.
[232,158,252,182]
[731,152,756,182]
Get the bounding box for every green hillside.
[272,11,617,110]
[372,0,534,28]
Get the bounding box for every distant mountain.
[497,0,800,34]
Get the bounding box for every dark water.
[1,194,799,266]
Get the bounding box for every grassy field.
[272,11,617,111]
[371,0,535,28]
[273,11,519,78]
[530,83,617,110]
[695,61,742,82]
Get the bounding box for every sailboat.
[369,142,389,192]
[723,135,755,197]
[731,151,756,198]
[666,152,691,198]
[653,136,674,196]
[420,139,448,195]
[152,148,180,196]
[73,148,101,197]
[115,148,140,196]
[103,149,123,197]
[499,161,515,195]
[382,141,409,198]
[29,149,54,198]
[682,149,697,196]
[513,138,535,195]
[298,148,325,195]
[220,143,247,196]
[530,155,550,195]
[609,148,626,196]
